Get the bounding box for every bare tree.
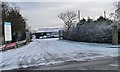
[2,2,27,42]
[58,10,77,31]
[115,1,120,21]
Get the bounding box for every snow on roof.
[36,28,60,33]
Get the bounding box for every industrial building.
[35,28,60,39]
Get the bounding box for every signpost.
[4,22,12,42]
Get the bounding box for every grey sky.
[15,2,118,30]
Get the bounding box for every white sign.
[4,22,12,41]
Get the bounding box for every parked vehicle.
[3,42,17,50]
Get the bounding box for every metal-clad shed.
[35,28,60,39]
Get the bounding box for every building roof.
[36,28,60,33]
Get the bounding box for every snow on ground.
[109,64,118,67]
[0,38,118,70]
[0,45,2,50]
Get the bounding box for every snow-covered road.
[0,38,118,70]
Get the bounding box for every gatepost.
[59,30,63,40]
[26,31,31,43]
[112,25,118,45]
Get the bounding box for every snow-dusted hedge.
[63,20,114,43]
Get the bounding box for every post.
[26,31,31,43]
[112,25,118,45]
[59,30,63,40]
[59,30,61,40]
[0,2,2,45]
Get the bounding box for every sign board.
[4,22,12,41]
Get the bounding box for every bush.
[62,17,113,43]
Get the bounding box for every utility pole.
[78,10,80,22]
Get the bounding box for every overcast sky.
[14,0,119,30]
